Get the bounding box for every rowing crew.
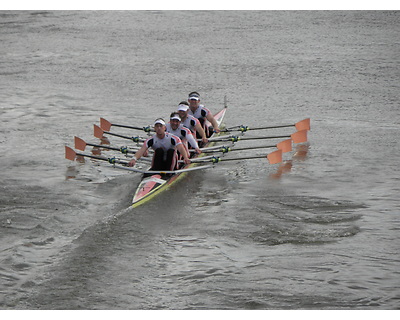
[128,92,221,173]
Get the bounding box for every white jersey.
[166,123,199,149]
[144,132,182,152]
[181,114,200,133]
[188,105,210,120]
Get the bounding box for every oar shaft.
[91,143,141,155]
[112,123,154,132]
[105,131,135,140]
[224,124,294,132]
[239,135,291,141]
[224,118,310,132]
[249,124,294,130]
[100,118,153,132]
[95,124,145,142]
[206,134,291,142]
[87,142,133,153]
[217,155,267,162]
[201,144,276,153]
[65,146,130,165]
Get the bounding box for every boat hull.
[132,107,227,208]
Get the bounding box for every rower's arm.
[195,122,208,142]
[186,131,200,150]
[177,144,191,163]
[206,113,220,133]
[128,144,148,166]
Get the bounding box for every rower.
[187,91,221,138]
[166,112,202,157]
[128,118,191,172]
[177,101,208,147]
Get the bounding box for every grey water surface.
[0,11,399,309]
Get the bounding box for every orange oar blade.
[94,124,104,139]
[100,118,112,131]
[295,118,310,131]
[291,130,307,143]
[65,146,77,161]
[267,149,282,164]
[277,139,292,153]
[74,136,87,151]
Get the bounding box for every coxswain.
[128,118,191,172]
[187,91,220,138]
[177,101,208,146]
[166,112,202,156]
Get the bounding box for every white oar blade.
[267,149,282,164]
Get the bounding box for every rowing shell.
[131,106,227,208]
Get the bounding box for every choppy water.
[0,11,399,309]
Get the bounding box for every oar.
[206,130,307,144]
[74,136,153,163]
[100,118,154,133]
[199,139,292,154]
[65,146,130,166]
[74,136,141,155]
[189,149,282,165]
[204,134,288,143]
[94,124,146,143]
[65,146,213,174]
[188,144,234,154]
[224,118,311,132]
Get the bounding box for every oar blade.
[295,118,310,131]
[100,118,112,131]
[74,136,87,151]
[277,139,292,153]
[267,149,282,164]
[291,130,307,143]
[94,124,104,139]
[65,146,77,161]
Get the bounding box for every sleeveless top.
[188,105,210,120]
[144,132,182,151]
[166,123,199,149]
[181,114,200,133]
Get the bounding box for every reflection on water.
[269,143,309,179]
[293,144,310,161]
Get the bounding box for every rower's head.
[153,118,166,134]
[177,101,189,119]
[188,91,200,108]
[169,112,181,130]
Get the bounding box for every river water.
[0,10,399,310]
